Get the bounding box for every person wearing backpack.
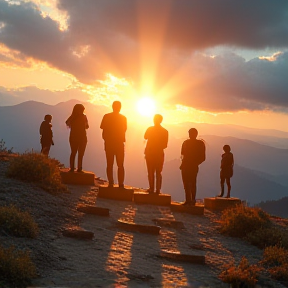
[180,128,206,205]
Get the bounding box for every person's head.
[153,114,163,125]
[44,114,52,122]
[72,104,85,116]
[223,144,231,153]
[112,101,121,113]
[188,128,198,139]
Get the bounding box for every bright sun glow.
[136,97,156,116]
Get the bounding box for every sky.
[0,0,288,131]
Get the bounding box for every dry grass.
[0,205,38,238]
[6,151,68,194]
[0,245,36,287]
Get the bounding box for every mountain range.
[0,100,287,206]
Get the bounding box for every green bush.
[0,245,36,287]
[219,256,262,287]
[0,205,38,238]
[219,205,270,238]
[246,226,288,249]
[6,151,68,194]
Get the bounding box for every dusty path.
[0,160,285,287]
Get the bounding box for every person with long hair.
[66,104,89,172]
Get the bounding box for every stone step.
[170,202,204,215]
[77,204,110,216]
[97,185,134,201]
[204,197,242,210]
[62,228,94,240]
[159,250,205,264]
[117,220,161,235]
[134,192,171,206]
[60,169,95,185]
[152,218,185,229]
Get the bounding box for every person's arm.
[144,127,150,140]
[100,115,106,129]
[84,115,89,129]
[164,130,168,149]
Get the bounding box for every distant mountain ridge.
[0,100,287,206]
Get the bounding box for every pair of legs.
[105,143,125,187]
[69,137,87,172]
[181,166,199,205]
[218,176,231,198]
[145,152,164,194]
[41,144,51,156]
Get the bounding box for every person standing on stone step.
[217,144,234,198]
[66,104,89,173]
[39,114,54,156]
[180,128,206,205]
[100,101,127,189]
[144,114,169,194]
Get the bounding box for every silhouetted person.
[39,114,54,156]
[100,101,127,188]
[66,104,89,172]
[180,128,206,205]
[217,145,234,198]
[144,114,168,194]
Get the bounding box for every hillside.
[257,197,288,218]
[0,159,287,287]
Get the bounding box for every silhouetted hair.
[223,145,231,152]
[44,114,52,122]
[112,101,121,113]
[188,128,198,139]
[66,104,85,127]
[153,114,163,125]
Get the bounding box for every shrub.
[219,205,270,238]
[262,246,288,281]
[0,205,38,238]
[246,226,288,249]
[0,245,36,287]
[219,256,262,287]
[6,151,68,194]
[0,139,13,154]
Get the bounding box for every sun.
[136,97,156,117]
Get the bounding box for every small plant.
[0,205,38,238]
[0,139,13,154]
[261,246,288,282]
[0,245,36,287]
[219,205,270,238]
[6,151,68,194]
[246,226,288,249]
[219,256,262,287]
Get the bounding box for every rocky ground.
[0,157,287,288]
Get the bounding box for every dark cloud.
[0,0,288,112]
[169,52,288,112]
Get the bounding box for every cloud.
[167,51,288,112]
[0,0,288,112]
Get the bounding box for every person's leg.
[116,144,125,187]
[77,138,87,172]
[105,146,115,186]
[155,152,164,194]
[145,154,155,193]
[190,166,199,204]
[226,177,231,198]
[69,140,78,172]
[218,175,225,197]
[41,144,50,156]
[181,168,192,203]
